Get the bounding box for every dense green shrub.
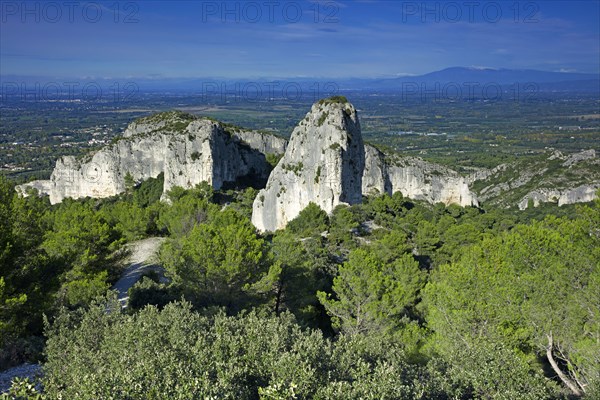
[0,377,43,400]
[127,276,177,311]
[41,297,474,399]
[43,298,331,399]
[423,213,600,397]
[286,202,329,237]
[160,208,269,310]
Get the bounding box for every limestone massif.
[18,112,287,204]
[18,98,597,232]
[363,145,477,207]
[251,98,478,232]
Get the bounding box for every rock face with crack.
[362,144,477,207]
[252,98,478,232]
[251,98,365,232]
[17,112,287,204]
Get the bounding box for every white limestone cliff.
[518,185,600,210]
[362,144,392,196]
[17,112,286,204]
[251,99,365,232]
[252,99,478,232]
[362,145,477,207]
[17,102,596,225]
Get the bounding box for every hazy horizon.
[1,66,598,82]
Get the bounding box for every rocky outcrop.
[518,185,599,210]
[362,144,392,196]
[363,146,478,207]
[562,149,596,167]
[233,129,287,155]
[387,159,477,207]
[466,164,508,185]
[252,98,365,232]
[469,149,600,209]
[252,98,479,232]
[17,112,286,204]
[19,101,486,230]
[557,184,599,205]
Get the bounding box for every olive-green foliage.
[438,338,557,400]
[94,174,165,240]
[127,276,176,311]
[2,173,599,399]
[369,229,412,263]
[43,200,122,274]
[217,187,259,220]
[157,183,219,237]
[43,297,331,399]
[0,377,43,400]
[124,172,135,193]
[0,179,52,368]
[318,96,349,105]
[327,205,364,250]
[100,201,149,241]
[132,173,164,207]
[281,162,304,175]
[317,334,448,399]
[286,202,329,237]
[42,296,477,400]
[317,111,329,126]
[265,153,283,168]
[42,199,125,307]
[0,180,27,340]
[362,191,409,227]
[1,176,130,368]
[59,270,110,308]
[0,177,14,268]
[252,232,333,326]
[132,111,197,135]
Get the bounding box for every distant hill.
[342,67,599,92]
[412,67,596,84]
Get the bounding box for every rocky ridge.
[251,98,478,232]
[468,149,600,209]
[17,99,595,233]
[363,145,477,207]
[17,112,287,204]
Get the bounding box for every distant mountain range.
[352,67,599,91]
[1,67,598,96]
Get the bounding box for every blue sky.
[1,0,599,78]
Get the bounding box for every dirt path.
[112,237,166,307]
[1,237,167,393]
